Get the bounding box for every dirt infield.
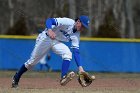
[0,71,140,93]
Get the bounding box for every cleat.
[60,71,75,86]
[11,74,19,88]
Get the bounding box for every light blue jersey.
[45,17,80,48]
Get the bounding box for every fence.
[0,35,140,72]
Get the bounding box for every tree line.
[0,0,140,38]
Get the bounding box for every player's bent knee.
[24,59,36,69]
[62,52,72,61]
[24,63,34,69]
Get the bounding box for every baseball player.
[11,15,90,88]
[39,53,52,71]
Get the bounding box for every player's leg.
[40,64,43,71]
[12,52,45,88]
[39,55,47,71]
[39,55,51,71]
[44,63,51,71]
[12,34,51,88]
[12,64,28,88]
[52,42,75,86]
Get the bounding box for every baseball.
[91,75,96,80]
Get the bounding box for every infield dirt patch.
[0,71,140,93]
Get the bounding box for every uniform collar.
[73,28,77,33]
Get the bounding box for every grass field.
[0,70,140,93]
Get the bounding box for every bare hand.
[47,29,56,39]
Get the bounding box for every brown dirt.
[0,77,140,90]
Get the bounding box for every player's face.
[75,20,84,32]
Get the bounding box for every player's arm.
[45,18,57,29]
[72,47,84,72]
[71,34,85,72]
[45,18,57,39]
[73,48,81,67]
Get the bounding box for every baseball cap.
[79,15,89,29]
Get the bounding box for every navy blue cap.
[79,15,89,29]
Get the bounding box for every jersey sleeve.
[45,18,57,29]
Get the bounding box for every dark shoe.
[60,71,75,86]
[11,73,19,88]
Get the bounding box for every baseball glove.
[78,72,95,87]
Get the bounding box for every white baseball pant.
[24,32,72,69]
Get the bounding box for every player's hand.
[47,29,56,39]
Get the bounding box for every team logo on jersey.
[60,30,71,41]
